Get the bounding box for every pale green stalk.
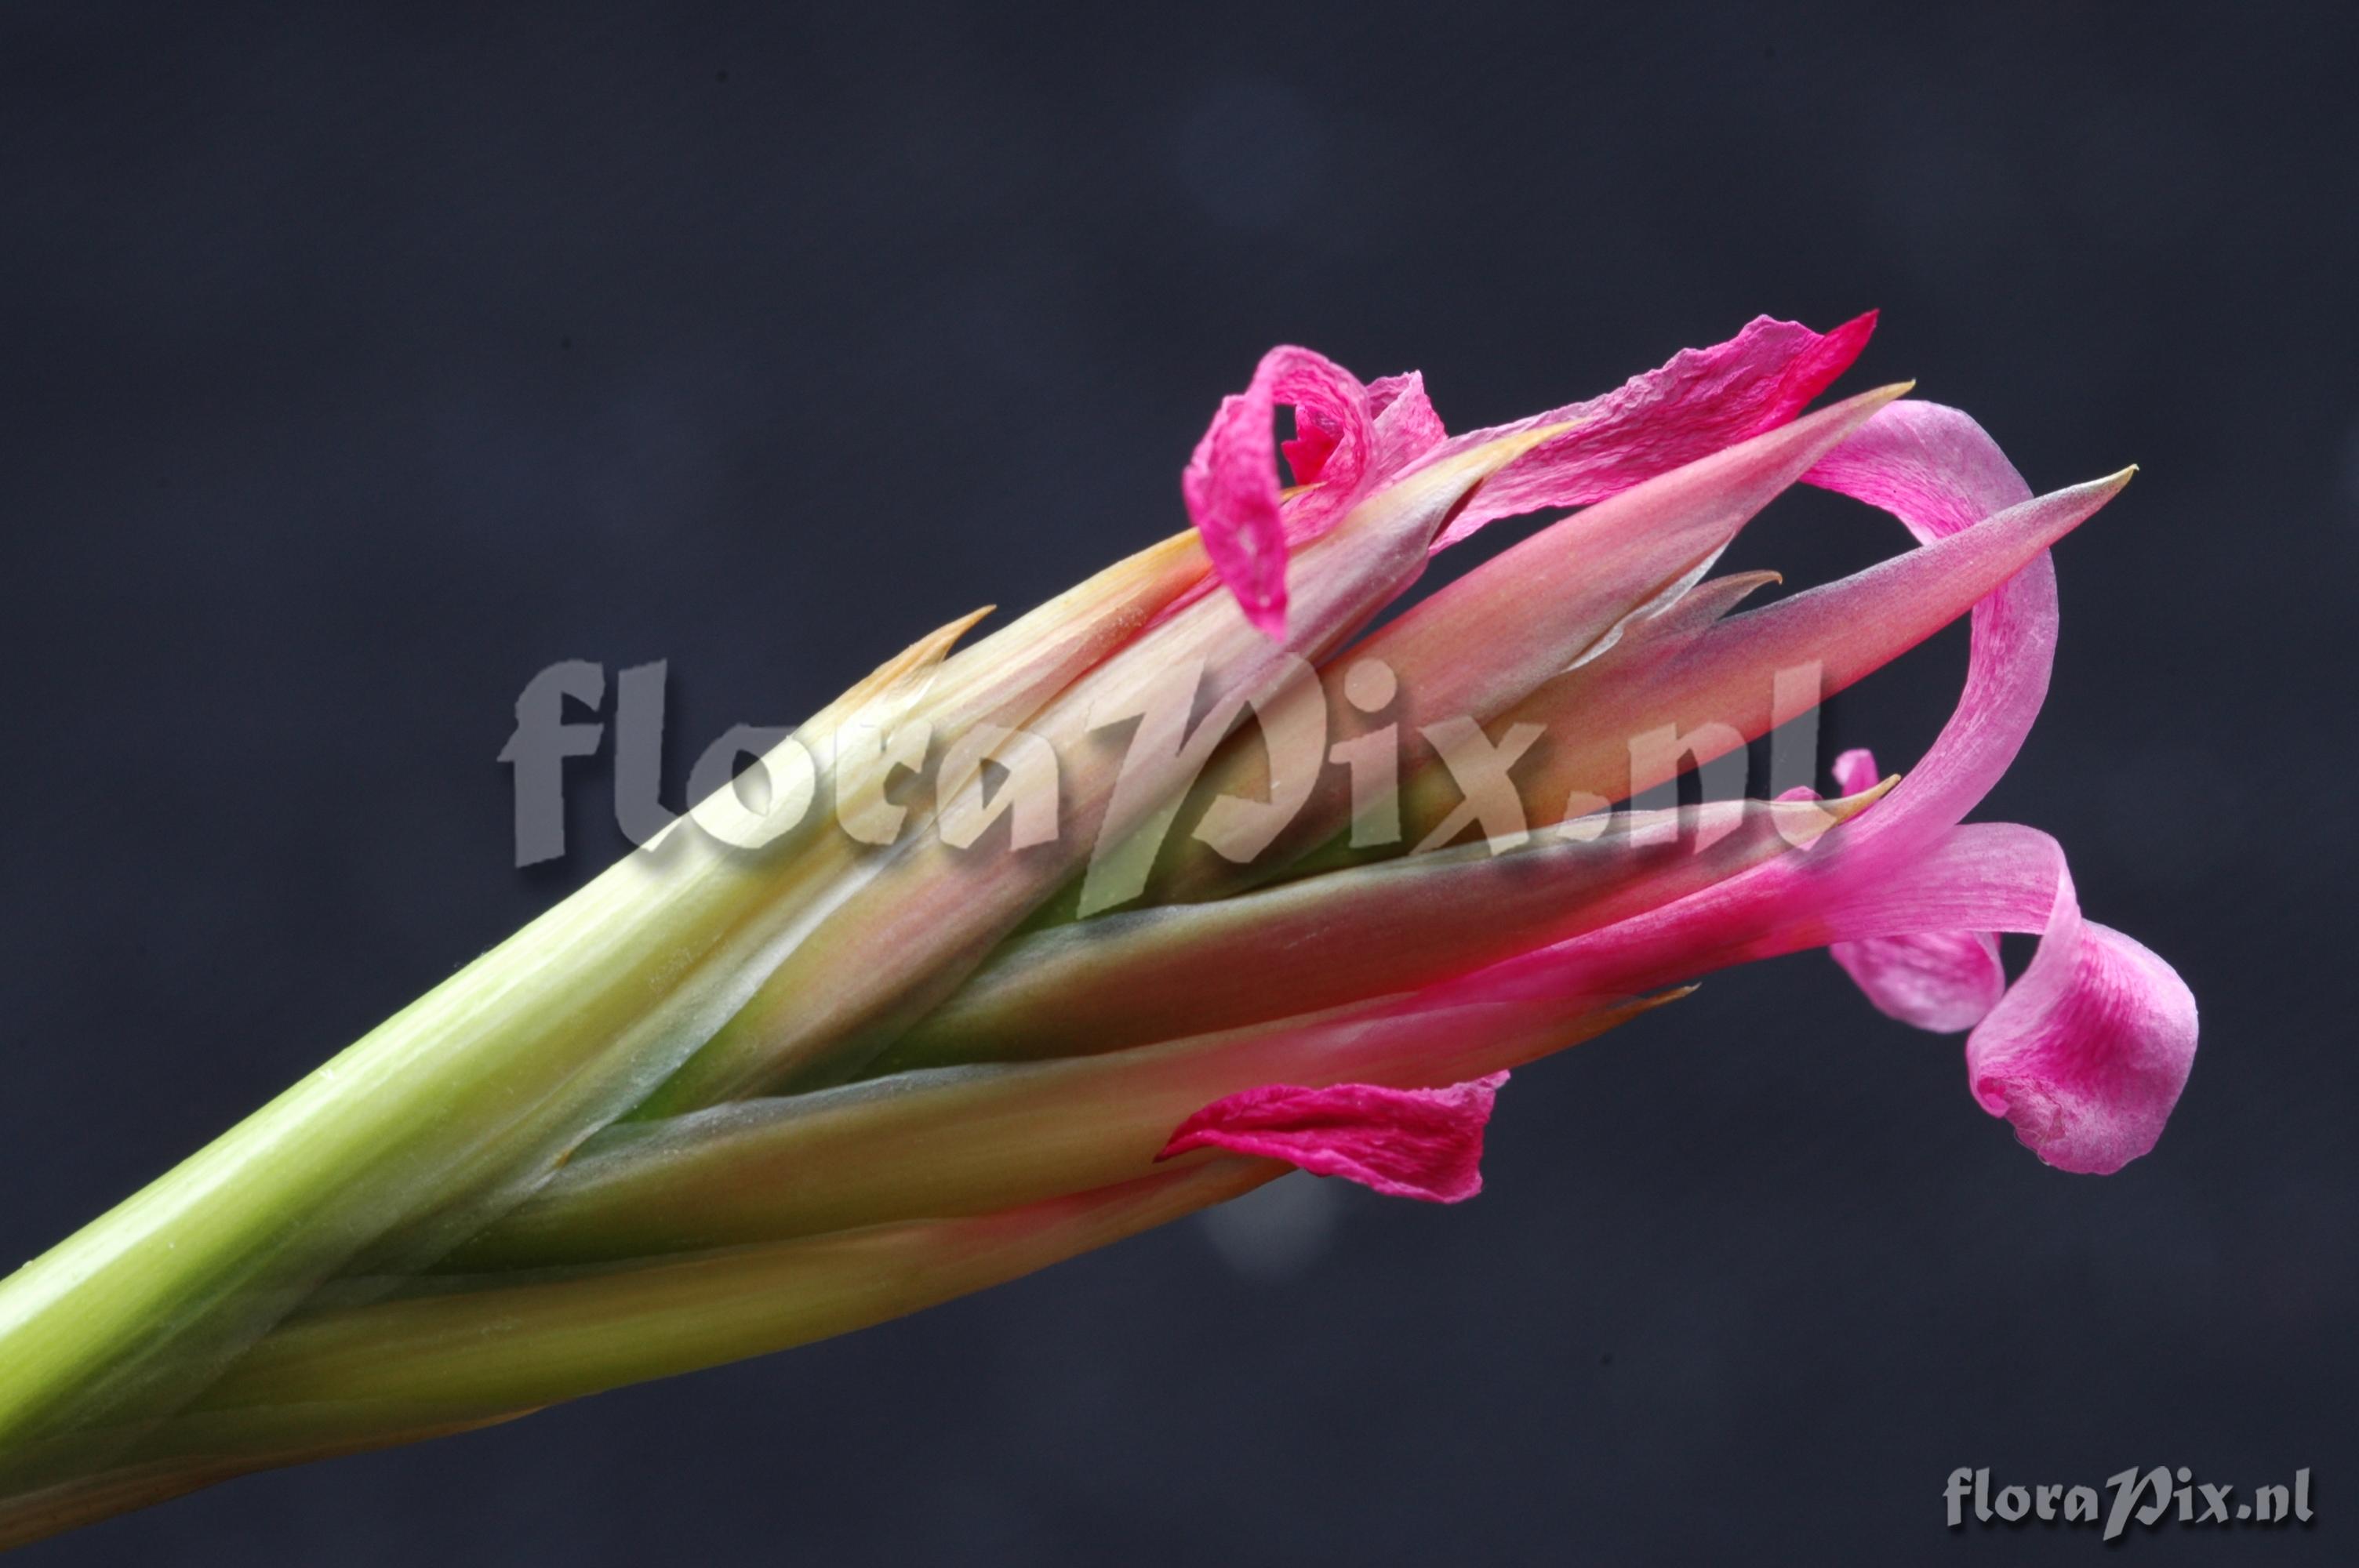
[0,537,1205,1488]
[0,1160,1272,1551]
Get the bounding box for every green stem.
[0,1160,1274,1549]
[0,817,837,1482]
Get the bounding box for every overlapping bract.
[0,314,2204,1548]
[1169,320,2196,1184]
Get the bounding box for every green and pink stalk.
[0,314,2195,1545]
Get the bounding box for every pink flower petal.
[1180,346,1376,639]
[1158,1073,1509,1203]
[1823,747,2006,1033]
[1753,402,2196,1167]
[1480,466,2134,843]
[1830,928,2007,1035]
[1726,822,2199,1175]
[1435,401,2195,1171]
[1423,312,1878,548]
[1355,383,1912,771]
[1181,316,1870,638]
[1965,878,2198,1178]
[1366,370,1449,474]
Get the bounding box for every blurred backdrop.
[2,3,2353,1562]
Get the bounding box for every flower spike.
[0,318,2199,1547]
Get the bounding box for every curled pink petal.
[1158,1073,1509,1203]
[1485,467,2132,837]
[1435,403,2195,1171]
[1971,911,2197,1176]
[1181,346,1376,639]
[1365,370,1448,475]
[1824,824,2199,1175]
[1749,823,2197,1175]
[1183,318,1872,637]
[1425,312,1877,547]
[1801,402,2045,848]
[1830,928,2007,1035]
[1823,747,2005,1033]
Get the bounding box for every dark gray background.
[2,3,2352,1562]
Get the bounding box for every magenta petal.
[1366,370,1448,474]
[1158,1073,1509,1203]
[1426,312,1877,547]
[1780,825,2200,1174]
[1960,848,2199,1175]
[1801,402,2044,848]
[1181,347,1376,640]
[1974,921,2197,1174]
[1182,318,1871,634]
[1823,747,2006,1033]
[1457,403,2196,1172]
[1831,928,2007,1034]
[1828,746,1881,798]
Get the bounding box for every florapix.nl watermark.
[1946,1465,2313,1540]
[496,653,1845,908]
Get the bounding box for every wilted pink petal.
[1366,370,1448,474]
[1830,928,2006,1034]
[1425,312,1877,547]
[1158,1073,1509,1203]
[1965,876,2197,1176]
[1800,402,2048,847]
[1760,822,2197,1174]
[1438,401,2195,1171]
[1823,747,2006,1032]
[1184,316,1873,638]
[1181,346,1375,638]
[1768,406,2195,1168]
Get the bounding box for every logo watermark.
[1945,1465,2313,1539]
[497,655,1842,902]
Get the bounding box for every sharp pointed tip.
[2066,465,2139,503]
[1788,772,1901,834]
[1826,380,1915,422]
[1824,308,1881,345]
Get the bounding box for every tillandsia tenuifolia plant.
[0,314,2197,1545]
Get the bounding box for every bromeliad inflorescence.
[0,314,2196,1545]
